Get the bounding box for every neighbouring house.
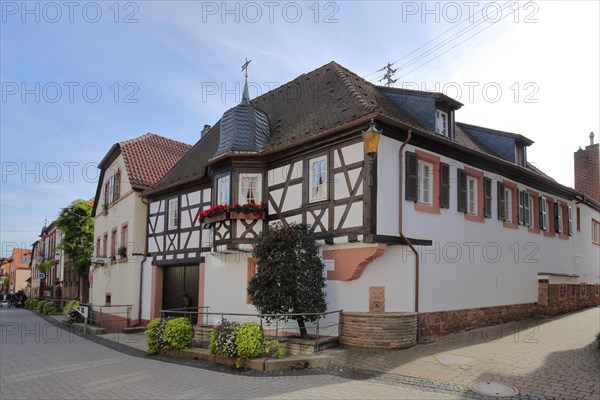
[91,133,191,330]
[141,61,599,344]
[29,240,40,298]
[8,248,31,294]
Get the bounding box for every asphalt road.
[0,308,452,400]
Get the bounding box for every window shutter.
[457,169,467,213]
[568,206,573,236]
[497,182,505,220]
[440,162,450,209]
[524,192,531,226]
[554,201,561,233]
[518,190,524,225]
[405,152,418,202]
[484,178,492,218]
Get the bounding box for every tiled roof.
[143,61,559,197]
[119,133,192,190]
[11,248,32,269]
[145,62,425,195]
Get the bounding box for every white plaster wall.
[376,136,401,236]
[325,244,416,312]
[572,204,600,283]
[141,257,154,320]
[204,253,258,325]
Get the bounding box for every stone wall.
[340,312,417,349]
[418,303,538,342]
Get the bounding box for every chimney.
[201,124,211,138]
[574,132,600,203]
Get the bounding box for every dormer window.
[435,110,449,137]
[516,145,526,167]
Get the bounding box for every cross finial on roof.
[241,58,252,78]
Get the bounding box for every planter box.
[201,213,228,225]
[230,212,264,220]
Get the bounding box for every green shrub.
[209,319,241,358]
[37,301,47,312]
[164,318,193,350]
[63,299,80,314]
[145,318,167,355]
[43,302,57,315]
[263,339,284,359]
[23,299,30,309]
[28,299,38,310]
[235,322,264,360]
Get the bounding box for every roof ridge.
[330,62,378,114]
[119,132,192,148]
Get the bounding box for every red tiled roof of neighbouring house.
[118,133,192,190]
[10,248,32,269]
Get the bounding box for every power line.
[367,1,518,84]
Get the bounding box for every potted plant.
[117,245,127,259]
[102,203,108,215]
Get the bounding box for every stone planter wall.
[340,312,417,349]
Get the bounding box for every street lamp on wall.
[363,119,382,187]
[363,118,382,156]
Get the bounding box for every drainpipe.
[131,194,149,327]
[397,130,420,324]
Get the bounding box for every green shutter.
[457,169,467,213]
[405,152,418,202]
[440,162,450,209]
[497,182,505,220]
[484,178,492,218]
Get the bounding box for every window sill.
[464,213,484,223]
[543,230,555,238]
[503,220,518,229]
[414,202,440,214]
[558,233,569,240]
[528,226,540,234]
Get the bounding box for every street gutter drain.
[469,381,519,397]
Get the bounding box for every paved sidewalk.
[46,307,600,399]
[329,307,600,399]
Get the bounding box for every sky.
[1,0,599,256]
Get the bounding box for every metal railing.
[158,308,343,353]
[82,304,132,329]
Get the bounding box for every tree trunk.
[296,317,308,339]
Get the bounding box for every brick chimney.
[574,132,600,203]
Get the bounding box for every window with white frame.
[308,155,328,202]
[555,202,563,234]
[239,174,261,204]
[540,196,549,230]
[217,175,231,205]
[168,198,179,230]
[528,195,535,227]
[567,206,573,236]
[592,219,600,244]
[503,187,512,222]
[435,110,449,137]
[417,159,432,205]
[467,175,477,215]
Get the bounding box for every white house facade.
[142,62,600,341]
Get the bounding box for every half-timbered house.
[142,62,600,341]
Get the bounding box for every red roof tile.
[10,248,32,269]
[119,133,192,190]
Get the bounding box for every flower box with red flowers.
[199,204,230,224]
[230,201,266,220]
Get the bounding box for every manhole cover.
[469,381,519,397]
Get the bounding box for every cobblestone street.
[0,308,450,400]
[2,307,599,399]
